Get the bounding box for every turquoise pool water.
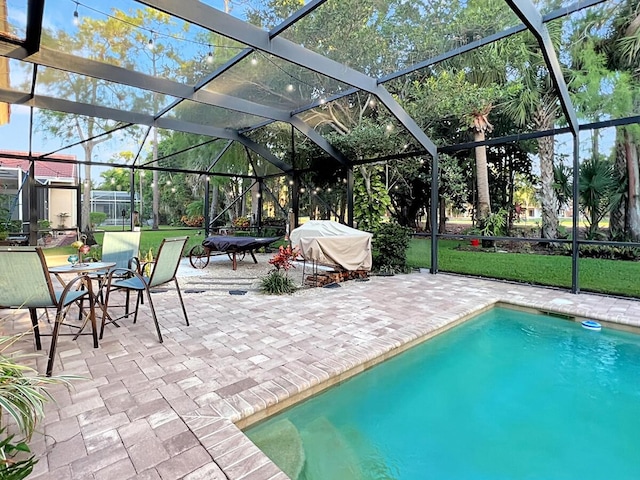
[245,307,640,479]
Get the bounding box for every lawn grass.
[407,238,639,298]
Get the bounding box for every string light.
[207,46,214,64]
[251,57,258,66]
[69,0,244,60]
[286,84,294,92]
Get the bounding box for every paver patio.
[3,267,639,480]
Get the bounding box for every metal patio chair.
[93,231,141,305]
[101,236,189,343]
[0,246,98,376]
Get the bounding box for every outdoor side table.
[49,261,116,337]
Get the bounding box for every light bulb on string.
[148,33,155,50]
[251,57,258,66]
[206,46,214,64]
[73,4,80,26]
[286,84,294,93]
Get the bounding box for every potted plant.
[0,333,74,479]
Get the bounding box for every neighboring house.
[89,190,140,226]
[0,151,78,231]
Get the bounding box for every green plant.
[372,223,413,273]
[479,208,508,237]
[37,220,51,230]
[260,271,297,295]
[579,156,614,240]
[89,212,107,229]
[261,245,299,294]
[0,333,74,479]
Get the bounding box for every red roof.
[0,151,77,180]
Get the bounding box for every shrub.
[260,271,297,295]
[89,212,107,229]
[372,223,413,273]
[180,215,204,227]
[261,245,299,294]
[233,216,250,228]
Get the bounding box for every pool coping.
[180,294,640,480]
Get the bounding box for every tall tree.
[37,14,139,232]
[503,25,565,241]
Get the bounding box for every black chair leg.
[144,287,163,343]
[174,279,189,327]
[132,291,142,324]
[88,293,98,349]
[46,310,64,377]
[29,308,42,350]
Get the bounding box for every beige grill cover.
[290,221,372,271]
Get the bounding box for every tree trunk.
[438,198,446,233]
[538,134,559,239]
[152,126,159,230]
[209,182,219,224]
[474,131,491,221]
[624,128,640,241]
[609,137,626,239]
[78,148,92,232]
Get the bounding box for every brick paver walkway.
[3,271,639,479]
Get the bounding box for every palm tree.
[504,27,563,240]
[470,106,494,220]
[601,2,640,240]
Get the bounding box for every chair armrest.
[128,256,141,274]
[57,273,94,307]
[104,267,147,289]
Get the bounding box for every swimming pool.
[245,307,640,479]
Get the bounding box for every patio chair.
[0,246,98,376]
[93,231,141,305]
[101,236,189,343]
[100,231,141,270]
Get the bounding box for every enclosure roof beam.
[0,88,153,126]
[286,0,604,127]
[268,0,330,38]
[505,0,579,136]
[0,43,295,122]
[233,134,294,174]
[0,41,347,167]
[25,0,44,55]
[289,117,350,166]
[0,88,289,172]
[137,0,438,157]
[206,140,234,173]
